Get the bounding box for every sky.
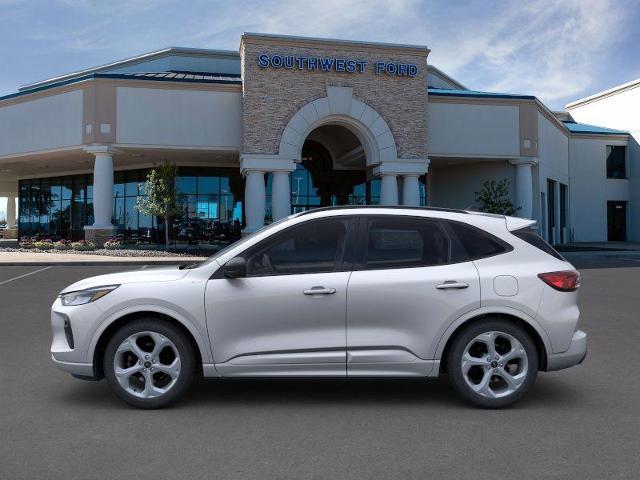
[1,0,640,216]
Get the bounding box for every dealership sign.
[257,53,418,77]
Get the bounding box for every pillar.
[511,158,536,219]
[6,195,16,228]
[379,174,398,206]
[271,171,291,221]
[244,170,266,232]
[83,145,117,245]
[402,175,420,206]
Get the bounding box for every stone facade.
[240,35,429,161]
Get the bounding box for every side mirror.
[223,257,247,278]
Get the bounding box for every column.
[83,145,117,245]
[511,158,536,219]
[244,170,266,232]
[402,175,420,206]
[379,174,398,206]
[6,195,16,228]
[271,171,291,221]
[92,152,115,227]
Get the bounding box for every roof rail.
[297,205,469,216]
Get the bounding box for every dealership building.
[0,33,637,245]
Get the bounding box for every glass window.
[113,171,125,199]
[363,217,450,269]
[512,226,565,261]
[446,221,512,261]
[606,145,626,179]
[244,218,350,276]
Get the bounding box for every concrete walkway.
[0,251,208,266]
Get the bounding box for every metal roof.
[562,121,628,135]
[428,87,535,100]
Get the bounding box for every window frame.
[606,145,627,179]
[235,215,358,278]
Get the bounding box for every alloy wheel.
[461,331,528,399]
[113,331,181,399]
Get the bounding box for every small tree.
[475,179,517,216]
[136,161,181,250]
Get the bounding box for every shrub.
[33,239,54,250]
[19,236,34,249]
[71,240,96,251]
[103,238,123,250]
[54,239,73,250]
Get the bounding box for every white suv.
[51,207,587,408]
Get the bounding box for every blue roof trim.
[562,121,628,135]
[0,72,242,102]
[428,87,535,100]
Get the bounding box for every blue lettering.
[357,61,367,73]
[398,64,408,76]
[320,57,335,71]
[297,56,307,69]
[258,54,269,68]
[283,56,295,69]
[375,62,385,75]
[408,64,417,76]
[346,60,356,73]
[271,55,283,68]
[308,57,318,70]
[386,63,397,75]
[335,58,346,72]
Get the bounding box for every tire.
[446,319,538,408]
[103,318,196,409]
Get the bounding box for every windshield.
[189,216,294,268]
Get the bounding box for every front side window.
[244,217,351,276]
[362,217,450,269]
[606,145,626,179]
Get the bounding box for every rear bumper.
[545,330,587,371]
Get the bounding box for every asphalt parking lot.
[1,256,639,479]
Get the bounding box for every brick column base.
[83,226,116,247]
[2,228,18,239]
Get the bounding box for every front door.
[607,201,627,241]
[205,216,356,376]
[346,215,481,376]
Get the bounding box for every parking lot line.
[0,266,52,286]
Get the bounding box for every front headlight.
[59,285,119,306]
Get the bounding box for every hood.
[60,266,189,294]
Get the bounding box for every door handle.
[302,286,337,295]
[436,281,469,290]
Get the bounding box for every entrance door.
[607,201,627,241]
[205,216,356,376]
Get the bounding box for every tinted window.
[446,221,511,261]
[512,226,565,261]
[606,145,626,179]
[244,217,350,276]
[363,217,450,269]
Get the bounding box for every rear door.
[345,215,481,376]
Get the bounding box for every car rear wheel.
[103,319,196,409]
[446,319,538,408]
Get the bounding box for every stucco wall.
[429,161,515,210]
[568,86,639,241]
[569,136,629,242]
[427,102,520,157]
[240,37,428,159]
[0,90,83,156]
[115,87,242,148]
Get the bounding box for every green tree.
[136,161,181,250]
[474,179,517,216]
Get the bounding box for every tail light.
[538,271,580,292]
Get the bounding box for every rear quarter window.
[445,220,513,261]
[511,227,565,261]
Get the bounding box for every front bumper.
[545,330,587,371]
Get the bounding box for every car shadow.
[56,375,582,411]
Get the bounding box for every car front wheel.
[446,319,538,408]
[103,319,196,409]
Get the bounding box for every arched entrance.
[288,124,381,214]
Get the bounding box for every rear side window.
[362,217,450,269]
[512,227,565,261]
[445,221,512,261]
